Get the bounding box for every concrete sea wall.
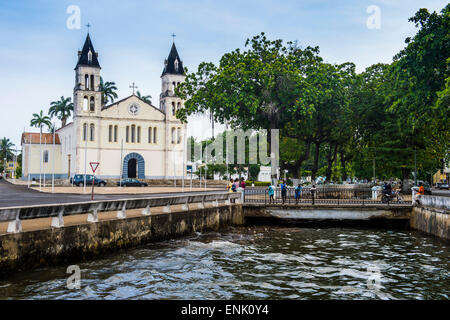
[410,195,449,240]
[0,205,244,277]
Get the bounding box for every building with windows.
[21,33,186,180]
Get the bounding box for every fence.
[0,192,242,234]
[244,187,411,205]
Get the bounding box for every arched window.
[174,59,179,71]
[137,126,141,143]
[89,124,95,141]
[114,125,118,142]
[131,125,135,143]
[172,102,176,116]
[88,50,92,63]
[126,126,129,143]
[90,75,95,90]
[85,75,89,90]
[83,123,87,141]
[83,96,88,111]
[153,127,157,144]
[177,127,181,144]
[177,102,181,112]
[171,127,176,144]
[43,150,49,163]
[148,127,152,143]
[90,96,95,112]
[108,125,112,142]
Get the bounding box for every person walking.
[240,177,246,189]
[280,180,287,204]
[268,184,275,204]
[227,178,233,193]
[294,184,303,204]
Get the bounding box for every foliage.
[48,96,73,128]
[99,77,118,106]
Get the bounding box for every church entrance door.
[128,159,137,178]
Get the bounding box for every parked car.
[436,182,449,190]
[117,178,148,187]
[70,174,107,187]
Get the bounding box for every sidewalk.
[31,186,223,195]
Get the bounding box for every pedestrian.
[233,178,239,192]
[294,183,303,204]
[227,178,233,193]
[240,177,246,189]
[268,184,274,204]
[280,180,287,204]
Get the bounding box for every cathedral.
[21,33,187,180]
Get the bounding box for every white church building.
[21,33,187,180]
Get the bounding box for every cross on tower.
[86,23,91,33]
[129,82,138,95]
[171,33,176,43]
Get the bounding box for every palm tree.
[48,96,73,128]
[99,77,118,106]
[0,137,15,162]
[136,90,152,104]
[30,110,52,135]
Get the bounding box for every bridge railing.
[0,192,242,234]
[244,187,409,205]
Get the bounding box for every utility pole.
[414,147,417,186]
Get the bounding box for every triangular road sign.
[90,162,99,173]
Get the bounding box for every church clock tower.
[73,33,102,176]
[160,41,186,179]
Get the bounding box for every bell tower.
[160,40,186,179]
[73,33,102,118]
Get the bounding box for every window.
[177,102,181,112]
[153,127,157,144]
[177,127,181,144]
[148,127,152,143]
[85,75,89,90]
[171,127,176,144]
[43,150,49,163]
[131,125,136,143]
[172,102,176,116]
[137,126,141,143]
[126,126,129,143]
[108,125,112,142]
[114,125,118,142]
[83,123,87,141]
[90,75,95,90]
[174,59,179,71]
[88,50,92,62]
[83,96,88,111]
[89,124,95,141]
[90,96,95,112]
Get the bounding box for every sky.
[0,0,447,149]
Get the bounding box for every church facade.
[21,34,187,180]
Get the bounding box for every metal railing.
[0,192,242,234]
[244,187,411,205]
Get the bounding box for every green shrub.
[245,180,271,186]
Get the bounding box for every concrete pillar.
[142,203,151,216]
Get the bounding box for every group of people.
[267,181,307,204]
[227,177,246,193]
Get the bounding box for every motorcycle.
[381,189,403,203]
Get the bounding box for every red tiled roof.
[21,132,61,145]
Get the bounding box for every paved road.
[0,179,227,208]
[431,189,450,197]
